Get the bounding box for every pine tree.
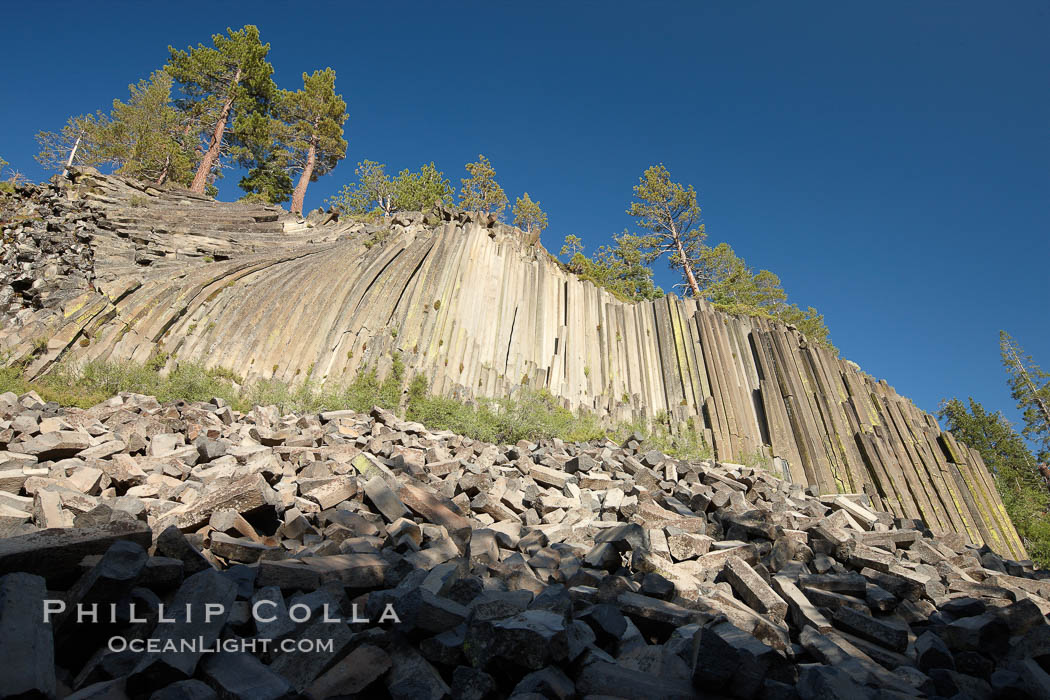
[166,25,276,194]
[279,68,349,215]
[391,163,454,211]
[777,304,832,349]
[0,155,21,187]
[100,70,196,185]
[327,160,393,217]
[238,155,293,204]
[694,242,770,309]
[940,397,1050,565]
[512,192,548,236]
[683,241,832,347]
[559,232,663,302]
[1001,331,1050,461]
[601,232,664,302]
[236,100,293,204]
[560,235,584,265]
[459,155,508,217]
[35,112,111,172]
[627,164,705,297]
[36,71,195,186]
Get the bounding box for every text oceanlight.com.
[41,599,402,655]
[107,636,336,654]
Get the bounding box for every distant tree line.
[327,160,455,217]
[327,154,529,224]
[940,331,1050,566]
[35,25,348,215]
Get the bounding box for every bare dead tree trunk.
[291,138,317,216]
[190,68,241,195]
[62,135,82,178]
[1007,344,1050,432]
[1005,343,1050,498]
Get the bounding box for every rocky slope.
[0,388,1048,699]
[0,170,1025,559]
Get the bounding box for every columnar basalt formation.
[0,169,1026,558]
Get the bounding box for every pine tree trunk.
[291,139,316,216]
[675,236,701,297]
[155,155,170,186]
[190,68,241,195]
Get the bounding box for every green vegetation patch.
[0,353,711,462]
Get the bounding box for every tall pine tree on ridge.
[166,25,276,194]
[279,68,349,216]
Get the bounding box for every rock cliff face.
[0,169,1025,558]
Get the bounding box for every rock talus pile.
[0,180,98,333]
[0,389,1048,699]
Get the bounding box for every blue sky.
[1,1,1047,436]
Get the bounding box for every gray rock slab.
[200,651,293,700]
[0,572,55,699]
[0,520,151,585]
[127,569,238,693]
